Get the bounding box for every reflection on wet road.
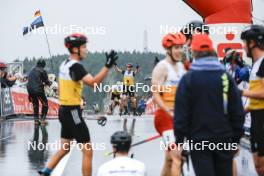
[0,116,258,176]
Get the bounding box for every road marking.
[0,135,13,141]
[51,146,74,176]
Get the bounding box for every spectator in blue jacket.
[173,34,245,176]
[137,97,146,115]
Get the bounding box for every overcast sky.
[0,0,264,62]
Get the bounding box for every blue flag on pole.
[23,16,44,35]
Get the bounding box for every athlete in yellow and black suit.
[111,89,121,102]
[241,25,264,175]
[59,59,90,143]
[247,57,264,155]
[115,63,140,97]
[110,86,122,114]
[122,70,135,97]
[39,33,118,176]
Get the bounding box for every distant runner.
[109,82,123,115]
[115,63,140,115]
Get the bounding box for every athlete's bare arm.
[152,63,172,115]
[243,78,264,99]
[114,65,123,73]
[82,67,109,87]
[134,66,140,74]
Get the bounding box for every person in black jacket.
[173,34,245,176]
[27,59,51,125]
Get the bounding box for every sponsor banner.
[11,90,59,117]
[0,87,15,116]
[208,23,251,64]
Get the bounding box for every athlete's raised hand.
[105,50,118,68]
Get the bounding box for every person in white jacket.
[97,131,146,176]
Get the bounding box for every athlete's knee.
[59,140,71,154]
[255,156,264,176]
[58,147,70,156]
[82,143,93,155]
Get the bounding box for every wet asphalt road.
[0,116,258,176]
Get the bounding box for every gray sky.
[0,0,263,62]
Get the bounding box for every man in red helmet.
[38,33,118,176]
[151,32,187,176]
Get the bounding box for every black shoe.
[34,120,40,126]
[38,171,50,176]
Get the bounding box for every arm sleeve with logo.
[69,63,88,81]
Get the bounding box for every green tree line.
[22,51,165,110]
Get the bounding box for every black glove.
[105,50,118,68]
[45,81,52,86]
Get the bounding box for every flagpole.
[43,27,54,73]
[38,10,54,73]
